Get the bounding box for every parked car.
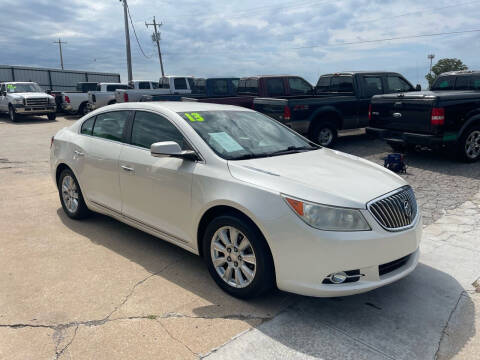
[367,70,480,162]
[254,72,419,147]
[0,82,56,121]
[115,76,193,103]
[50,102,421,299]
[140,77,239,103]
[87,83,130,111]
[60,82,99,116]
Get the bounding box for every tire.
[47,113,56,121]
[311,121,338,147]
[203,215,274,299]
[78,102,88,116]
[457,125,480,162]
[58,168,91,219]
[9,105,18,122]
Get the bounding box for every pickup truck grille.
[368,186,417,231]
[26,98,49,106]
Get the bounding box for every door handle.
[74,150,85,157]
[121,165,134,172]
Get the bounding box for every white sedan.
[50,102,422,299]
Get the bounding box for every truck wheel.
[8,105,18,122]
[311,121,337,147]
[47,113,56,121]
[458,126,480,162]
[78,103,88,116]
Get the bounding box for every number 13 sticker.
[184,113,204,122]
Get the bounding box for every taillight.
[431,107,445,125]
[65,95,70,103]
[50,136,54,149]
[124,93,129,102]
[283,106,291,121]
[368,104,372,121]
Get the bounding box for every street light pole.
[428,54,435,75]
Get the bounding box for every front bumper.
[262,205,422,297]
[14,104,56,114]
[366,127,444,146]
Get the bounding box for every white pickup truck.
[87,83,130,111]
[0,82,56,122]
[115,76,193,103]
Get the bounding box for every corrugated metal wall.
[0,65,121,91]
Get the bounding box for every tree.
[426,58,468,88]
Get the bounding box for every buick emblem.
[403,200,412,219]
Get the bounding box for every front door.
[119,110,195,243]
[0,84,7,112]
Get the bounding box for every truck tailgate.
[253,98,289,122]
[370,93,437,134]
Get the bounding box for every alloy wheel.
[61,175,79,213]
[465,130,480,160]
[210,226,257,288]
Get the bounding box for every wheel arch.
[459,113,480,139]
[307,108,343,138]
[196,204,273,262]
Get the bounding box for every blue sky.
[1,0,480,88]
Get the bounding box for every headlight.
[283,196,371,231]
[13,98,24,104]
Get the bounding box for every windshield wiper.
[266,145,319,157]
[230,153,271,160]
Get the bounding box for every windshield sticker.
[184,112,204,122]
[209,132,244,152]
[7,84,15,91]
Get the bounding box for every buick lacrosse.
[50,102,421,299]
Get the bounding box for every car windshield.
[178,111,318,160]
[6,83,43,93]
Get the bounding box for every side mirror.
[150,141,198,161]
[415,84,421,91]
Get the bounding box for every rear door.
[76,110,131,212]
[358,75,384,126]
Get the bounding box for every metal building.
[0,65,121,91]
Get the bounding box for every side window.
[472,76,480,90]
[212,80,228,95]
[80,117,95,135]
[107,85,128,91]
[288,77,313,95]
[316,76,331,92]
[139,82,150,89]
[231,79,239,91]
[364,77,383,97]
[330,76,354,93]
[151,82,159,89]
[386,76,413,93]
[174,78,187,90]
[265,78,285,96]
[0,84,5,93]
[131,111,186,149]
[160,78,170,89]
[238,79,258,95]
[432,76,455,90]
[455,76,469,90]
[92,111,129,142]
[193,79,206,93]
[187,78,194,90]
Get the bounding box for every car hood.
[227,148,407,208]
[8,93,53,99]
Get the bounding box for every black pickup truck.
[253,72,419,146]
[367,71,480,162]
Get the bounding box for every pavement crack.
[54,324,79,360]
[434,290,467,360]
[156,318,201,359]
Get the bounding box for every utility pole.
[146,16,165,77]
[53,38,66,70]
[121,0,133,82]
[428,54,435,75]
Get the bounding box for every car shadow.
[57,208,475,359]
[0,114,58,124]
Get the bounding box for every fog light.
[330,272,348,284]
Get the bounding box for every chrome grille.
[368,186,417,231]
[26,98,48,106]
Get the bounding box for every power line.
[126,2,153,59]
[292,29,480,49]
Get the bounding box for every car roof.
[103,101,252,113]
[319,71,403,76]
[438,70,480,76]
